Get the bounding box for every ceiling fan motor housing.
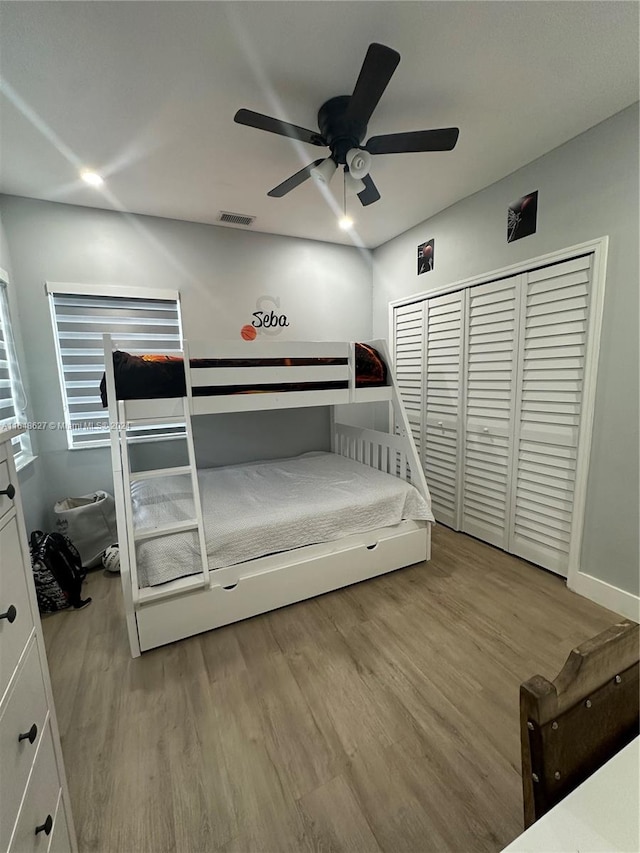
[317,96,367,164]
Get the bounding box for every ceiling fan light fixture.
[310,157,337,186]
[345,148,372,180]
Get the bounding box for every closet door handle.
[18,723,38,744]
[35,815,53,836]
[0,604,17,623]
[0,483,15,500]
[483,427,489,433]
[437,421,443,427]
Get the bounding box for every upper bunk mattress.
[132,451,434,588]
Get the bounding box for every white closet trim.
[565,242,607,590]
[389,236,609,596]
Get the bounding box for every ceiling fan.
[234,43,459,207]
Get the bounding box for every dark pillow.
[355,343,387,387]
[99,351,186,406]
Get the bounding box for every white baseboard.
[569,571,640,622]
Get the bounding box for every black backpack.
[29,531,92,613]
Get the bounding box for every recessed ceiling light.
[338,216,354,231]
[80,169,104,187]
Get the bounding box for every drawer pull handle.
[19,723,38,745]
[0,604,17,623]
[35,815,53,837]
[0,483,15,500]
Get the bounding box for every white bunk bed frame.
[103,335,432,657]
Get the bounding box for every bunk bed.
[103,336,433,657]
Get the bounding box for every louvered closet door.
[393,301,425,460]
[424,291,465,528]
[509,255,592,576]
[462,278,520,548]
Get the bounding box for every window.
[46,283,182,449]
[0,273,34,469]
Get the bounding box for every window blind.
[48,290,182,448]
[0,282,33,467]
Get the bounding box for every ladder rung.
[131,466,192,481]
[135,519,198,542]
[137,573,206,604]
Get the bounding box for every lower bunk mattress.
[131,451,434,588]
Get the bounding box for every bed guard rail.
[102,336,393,418]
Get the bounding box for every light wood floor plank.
[42,525,620,853]
[245,651,347,800]
[341,740,454,853]
[297,774,384,853]
[284,625,415,759]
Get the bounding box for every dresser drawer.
[48,792,72,853]
[8,722,61,853]
[0,638,50,850]
[1,515,35,703]
[0,460,17,522]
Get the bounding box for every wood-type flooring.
[42,525,619,853]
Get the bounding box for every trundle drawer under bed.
[136,521,428,652]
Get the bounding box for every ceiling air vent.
[218,211,255,227]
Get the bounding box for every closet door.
[509,255,592,576]
[424,291,465,528]
[393,301,425,461]
[462,278,520,548]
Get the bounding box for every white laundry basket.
[53,490,118,568]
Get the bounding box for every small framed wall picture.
[418,239,435,274]
[507,191,538,243]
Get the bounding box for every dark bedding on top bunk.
[99,343,387,405]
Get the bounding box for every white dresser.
[0,429,76,853]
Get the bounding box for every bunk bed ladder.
[183,395,210,589]
[117,408,210,605]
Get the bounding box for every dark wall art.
[507,191,538,243]
[417,239,435,274]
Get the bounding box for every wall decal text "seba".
[250,296,289,336]
[252,311,289,328]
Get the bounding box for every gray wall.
[372,103,640,596]
[0,208,49,532]
[0,196,372,528]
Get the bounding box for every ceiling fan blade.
[234,109,326,146]
[366,127,460,155]
[267,160,325,197]
[357,174,381,207]
[346,43,400,127]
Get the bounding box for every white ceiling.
[0,1,638,249]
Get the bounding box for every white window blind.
[0,280,34,468]
[47,286,182,449]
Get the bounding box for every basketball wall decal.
[241,324,257,341]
